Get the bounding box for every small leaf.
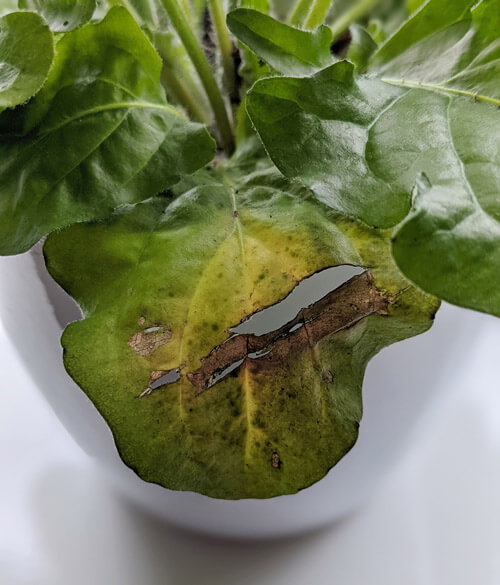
[0,6,215,255]
[227,8,334,76]
[0,11,54,110]
[18,0,96,31]
[44,152,438,499]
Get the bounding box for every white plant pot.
[0,245,482,539]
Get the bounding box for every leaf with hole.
[44,150,438,499]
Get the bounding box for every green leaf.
[0,11,54,110]
[393,173,500,317]
[246,61,408,228]
[18,0,96,31]
[247,0,500,316]
[44,151,438,499]
[369,0,500,315]
[371,0,475,68]
[407,0,425,13]
[373,1,500,105]
[227,8,334,75]
[0,6,215,255]
[347,24,377,71]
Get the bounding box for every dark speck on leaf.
[271,451,281,469]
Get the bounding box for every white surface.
[1,313,500,585]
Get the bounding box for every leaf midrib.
[381,77,500,106]
[40,100,183,137]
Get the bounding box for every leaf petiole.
[381,77,500,107]
[330,0,380,40]
[154,33,212,124]
[160,0,235,154]
[289,0,333,29]
[209,0,237,102]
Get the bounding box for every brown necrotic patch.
[187,271,389,394]
[128,325,172,356]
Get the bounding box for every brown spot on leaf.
[322,370,334,383]
[128,325,172,356]
[138,316,146,326]
[187,272,389,394]
[271,452,281,469]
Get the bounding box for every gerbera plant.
[0,0,498,498]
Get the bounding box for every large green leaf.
[370,0,500,315]
[18,0,96,31]
[393,175,500,317]
[0,11,54,111]
[227,8,334,75]
[371,0,476,68]
[44,148,438,499]
[0,6,215,255]
[246,61,408,228]
[246,0,500,316]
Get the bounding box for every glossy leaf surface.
[227,9,334,75]
[0,11,54,110]
[0,7,215,254]
[246,61,407,228]
[246,0,500,315]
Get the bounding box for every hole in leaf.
[188,265,392,394]
[231,265,365,336]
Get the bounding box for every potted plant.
[0,0,498,536]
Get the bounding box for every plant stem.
[160,0,235,154]
[288,0,310,27]
[304,0,333,29]
[180,0,191,19]
[155,33,212,125]
[289,0,332,29]
[330,0,380,40]
[161,64,211,123]
[208,0,237,101]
